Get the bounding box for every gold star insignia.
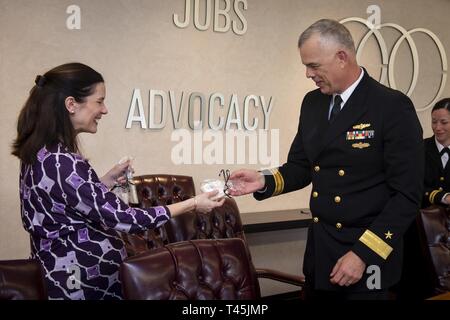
[385,231,393,239]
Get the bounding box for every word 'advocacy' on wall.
[125,89,274,131]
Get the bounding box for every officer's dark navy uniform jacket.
[255,70,424,292]
[422,136,450,207]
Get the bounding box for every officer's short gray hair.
[298,19,356,53]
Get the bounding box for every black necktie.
[329,95,343,122]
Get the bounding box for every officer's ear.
[336,50,349,67]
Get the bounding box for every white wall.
[1,0,449,268]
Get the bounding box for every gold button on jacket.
[334,196,341,203]
[313,217,319,223]
[336,222,342,229]
[338,169,345,176]
[312,191,319,198]
[314,166,320,172]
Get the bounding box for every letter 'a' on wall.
[66,5,81,30]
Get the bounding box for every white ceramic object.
[200,179,226,200]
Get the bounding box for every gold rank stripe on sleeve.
[429,189,441,204]
[270,168,285,196]
[359,229,393,260]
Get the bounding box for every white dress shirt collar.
[435,138,446,153]
[332,67,364,109]
[435,138,449,168]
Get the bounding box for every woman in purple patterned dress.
[11,63,224,300]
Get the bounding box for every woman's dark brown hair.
[12,63,104,164]
[431,98,450,113]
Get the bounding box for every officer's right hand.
[228,169,265,196]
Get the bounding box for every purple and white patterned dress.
[19,143,171,300]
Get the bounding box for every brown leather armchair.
[119,174,305,293]
[120,175,196,255]
[416,206,450,294]
[121,239,263,299]
[0,259,47,300]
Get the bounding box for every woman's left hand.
[100,160,133,189]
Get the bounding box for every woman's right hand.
[194,190,225,213]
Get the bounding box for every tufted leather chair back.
[417,206,450,293]
[166,196,246,243]
[0,259,47,300]
[120,174,195,255]
[133,174,195,207]
[120,174,246,257]
[120,238,260,300]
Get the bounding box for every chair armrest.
[255,267,305,287]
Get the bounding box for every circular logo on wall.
[341,17,447,112]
